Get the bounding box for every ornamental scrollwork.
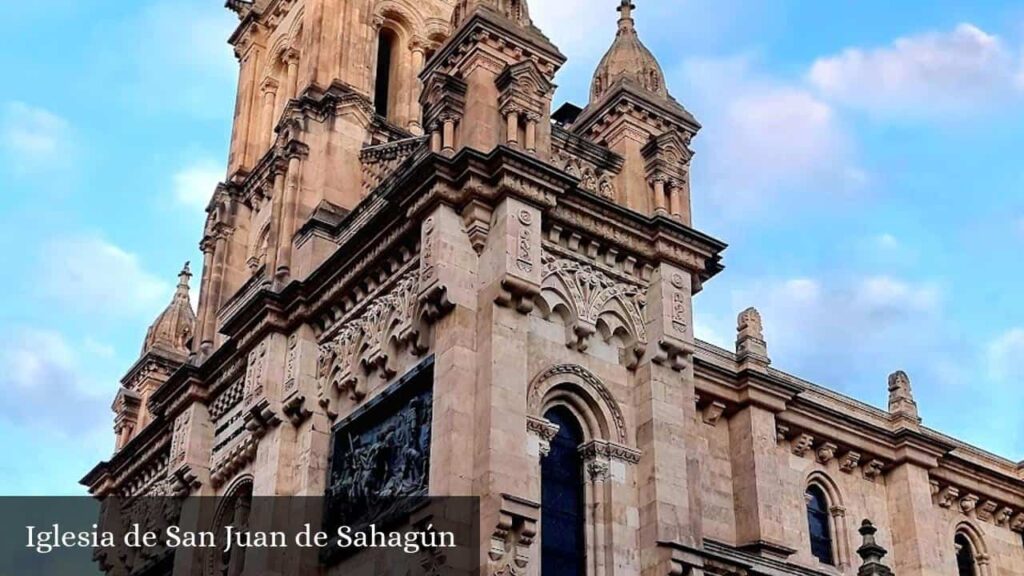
[539,253,647,355]
[317,274,427,406]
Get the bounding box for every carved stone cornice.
[574,81,700,144]
[422,8,565,85]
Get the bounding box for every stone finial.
[887,370,919,421]
[736,307,770,365]
[141,262,197,357]
[590,0,669,102]
[856,521,894,576]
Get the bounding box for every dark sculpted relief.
[325,360,434,531]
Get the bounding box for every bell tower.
[574,0,700,224]
[421,0,564,159]
[194,0,456,355]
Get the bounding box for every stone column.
[409,40,426,135]
[525,114,538,153]
[195,241,215,353]
[201,227,231,351]
[442,115,457,155]
[669,179,691,226]
[259,78,279,154]
[265,165,286,280]
[831,505,852,569]
[668,180,683,222]
[274,149,306,281]
[652,177,667,215]
[284,49,300,100]
[228,45,258,175]
[505,109,520,147]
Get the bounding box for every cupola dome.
[590,1,669,103]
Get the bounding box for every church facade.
[82,1,1024,575]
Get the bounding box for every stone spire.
[887,370,920,422]
[141,263,196,357]
[591,0,669,103]
[856,520,894,576]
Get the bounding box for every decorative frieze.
[318,271,426,407]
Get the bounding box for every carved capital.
[526,416,559,459]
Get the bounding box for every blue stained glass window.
[541,407,586,576]
[806,485,834,565]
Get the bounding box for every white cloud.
[39,235,171,318]
[716,275,944,389]
[987,328,1024,382]
[174,160,223,211]
[679,56,862,220]
[113,0,238,118]
[0,328,112,436]
[874,233,901,251]
[809,23,1023,116]
[530,0,611,58]
[1,102,71,172]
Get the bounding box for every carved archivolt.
[538,253,647,355]
[317,272,426,405]
[528,364,627,444]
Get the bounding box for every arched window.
[806,485,834,565]
[374,28,398,117]
[956,533,978,576]
[209,480,253,576]
[541,407,586,576]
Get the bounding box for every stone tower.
[84,1,1024,576]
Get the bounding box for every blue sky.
[0,0,1021,495]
